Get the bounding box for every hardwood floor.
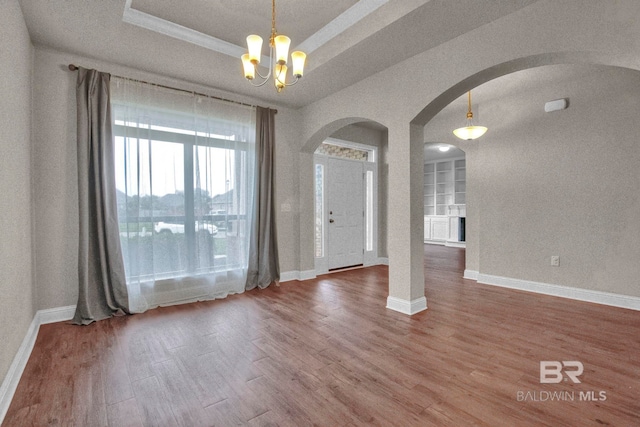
[4,245,640,426]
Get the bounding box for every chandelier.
[453,91,488,140]
[241,0,306,92]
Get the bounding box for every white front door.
[326,157,364,270]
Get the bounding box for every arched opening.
[301,117,388,154]
[297,54,640,313]
[412,52,623,127]
[298,118,389,279]
[414,62,640,305]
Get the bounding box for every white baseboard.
[279,270,317,282]
[476,273,640,311]
[386,296,428,315]
[279,271,300,282]
[0,315,39,424]
[37,305,76,325]
[282,259,390,283]
[464,269,479,280]
[0,306,75,424]
[300,270,316,281]
[445,241,466,248]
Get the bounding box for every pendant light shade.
[246,35,263,64]
[274,35,291,65]
[453,125,488,140]
[241,54,255,79]
[291,51,306,77]
[453,91,488,140]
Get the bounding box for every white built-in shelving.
[424,157,466,246]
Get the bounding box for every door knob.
[329,219,334,223]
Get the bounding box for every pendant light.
[453,91,488,140]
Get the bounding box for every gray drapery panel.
[246,107,280,290]
[72,67,129,325]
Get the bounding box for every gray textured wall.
[32,48,79,310]
[475,66,640,296]
[271,107,303,273]
[0,0,35,383]
[426,64,640,297]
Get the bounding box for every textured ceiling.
[18,0,540,108]
[423,63,630,159]
[130,0,360,50]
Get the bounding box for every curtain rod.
[68,64,276,113]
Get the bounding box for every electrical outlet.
[550,256,560,267]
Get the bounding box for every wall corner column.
[386,123,426,315]
[298,151,316,278]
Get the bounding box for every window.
[314,164,324,258]
[111,78,256,310]
[366,170,374,252]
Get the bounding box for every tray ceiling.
[18,0,541,108]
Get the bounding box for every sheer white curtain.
[111,77,256,312]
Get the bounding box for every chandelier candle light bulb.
[241,0,306,92]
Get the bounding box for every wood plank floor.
[4,245,640,426]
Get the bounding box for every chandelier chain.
[271,0,277,45]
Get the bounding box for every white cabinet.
[424,216,449,242]
[424,216,430,240]
[432,217,449,241]
[424,157,466,247]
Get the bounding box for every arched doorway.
[301,119,389,277]
[415,63,640,307]
[298,53,640,313]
